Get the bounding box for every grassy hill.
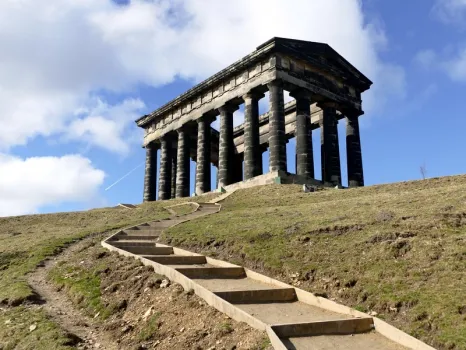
[0,176,465,349]
[162,175,466,350]
[0,195,218,349]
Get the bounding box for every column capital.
[267,79,284,89]
[145,141,160,150]
[196,114,215,124]
[344,108,364,119]
[242,90,264,102]
[317,100,339,110]
[217,103,239,114]
[289,88,312,101]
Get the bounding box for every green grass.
[48,260,111,320]
[0,193,219,349]
[162,175,466,350]
[169,203,198,216]
[0,307,77,350]
[138,313,161,341]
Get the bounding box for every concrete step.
[112,239,157,244]
[124,226,163,233]
[121,229,161,236]
[141,255,207,265]
[271,318,374,338]
[215,288,296,304]
[175,267,246,279]
[112,241,156,247]
[282,331,408,350]
[193,277,283,292]
[236,301,354,325]
[120,246,174,255]
[114,235,159,241]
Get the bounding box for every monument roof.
[136,37,372,127]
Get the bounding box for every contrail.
[105,162,145,191]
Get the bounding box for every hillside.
[0,176,465,349]
[161,175,466,350]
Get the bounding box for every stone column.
[170,150,177,199]
[158,135,173,200]
[195,116,212,194]
[346,115,364,187]
[143,142,159,202]
[218,104,238,187]
[267,80,287,172]
[290,89,314,178]
[176,127,191,197]
[319,103,341,186]
[243,91,263,180]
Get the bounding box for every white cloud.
[443,47,466,80]
[432,0,466,25]
[66,98,145,155]
[0,0,406,214]
[414,46,466,82]
[0,0,404,152]
[0,154,105,217]
[414,49,437,69]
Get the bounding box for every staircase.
[102,201,435,350]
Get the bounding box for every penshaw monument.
[136,37,372,201]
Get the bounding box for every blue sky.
[1,0,466,216]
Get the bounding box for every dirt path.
[28,237,119,350]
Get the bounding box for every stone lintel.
[142,69,276,147]
[276,69,362,113]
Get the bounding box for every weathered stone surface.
[243,91,263,180]
[320,104,341,186]
[138,37,371,194]
[346,116,364,187]
[138,38,371,146]
[218,104,238,187]
[158,136,173,200]
[291,89,314,178]
[267,80,287,172]
[196,116,212,194]
[143,142,159,202]
[176,128,191,198]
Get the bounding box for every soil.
[27,234,270,350]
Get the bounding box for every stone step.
[280,330,407,350]
[112,241,156,247]
[175,267,246,279]
[141,255,207,265]
[215,288,297,304]
[113,239,158,245]
[125,226,163,232]
[193,277,282,292]
[271,318,374,338]
[121,229,161,236]
[236,300,354,325]
[114,235,159,241]
[119,246,174,255]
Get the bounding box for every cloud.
[0,154,105,217]
[442,47,466,80]
[0,0,406,214]
[414,46,466,82]
[432,0,466,26]
[414,49,437,69]
[0,0,404,152]
[66,98,145,155]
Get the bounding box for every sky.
[1,0,466,217]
